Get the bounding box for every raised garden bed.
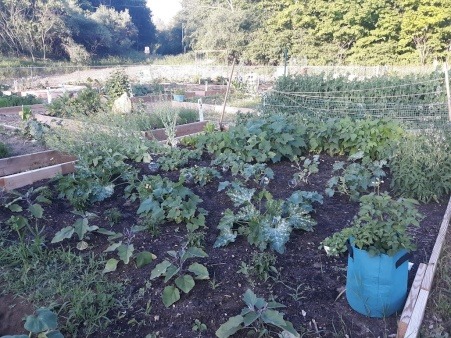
[145,120,209,141]
[0,150,76,191]
[0,152,448,337]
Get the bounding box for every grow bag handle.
[346,239,354,259]
[396,252,412,269]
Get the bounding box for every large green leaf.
[164,264,180,282]
[118,243,134,264]
[162,285,180,307]
[243,289,258,308]
[182,247,208,261]
[150,260,172,280]
[24,308,57,333]
[175,274,195,293]
[51,226,74,243]
[104,241,122,252]
[28,204,44,219]
[8,203,22,212]
[136,251,156,268]
[103,258,119,274]
[215,315,244,338]
[188,263,209,280]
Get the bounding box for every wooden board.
[404,289,430,338]
[0,150,75,176]
[399,195,451,338]
[0,161,76,191]
[397,263,427,338]
[145,121,209,141]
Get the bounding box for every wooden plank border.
[0,150,75,176]
[0,161,76,191]
[397,195,451,337]
[145,120,209,141]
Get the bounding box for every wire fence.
[262,76,451,130]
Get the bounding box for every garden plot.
[1,111,450,338]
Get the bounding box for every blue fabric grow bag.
[346,241,410,318]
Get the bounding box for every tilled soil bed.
[0,151,448,338]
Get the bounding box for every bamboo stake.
[444,62,451,122]
[219,58,236,130]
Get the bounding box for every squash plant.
[214,181,323,254]
[150,246,209,307]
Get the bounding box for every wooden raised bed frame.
[0,150,76,191]
[145,120,209,142]
[397,195,451,338]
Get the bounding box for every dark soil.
[0,150,448,338]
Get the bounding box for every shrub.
[307,117,404,160]
[390,131,451,203]
[0,93,41,107]
[0,141,9,158]
[46,87,106,118]
[103,70,130,102]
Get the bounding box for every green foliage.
[180,166,221,186]
[56,154,131,210]
[46,87,106,118]
[325,152,387,201]
[215,289,299,338]
[4,308,63,338]
[135,175,207,233]
[0,141,10,158]
[390,132,451,203]
[214,182,322,253]
[51,211,98,244]
[0,94,41,108]
[238,251,277,282]
[306,117,404,160]
[321,192,423,256]
[198,114,308,163]
[0,247,123,336]
[103,70,130,102]
[150,246,209,307]
[157,147,203,171]
[290,155,320,186]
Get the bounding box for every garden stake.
[219,58,236,131]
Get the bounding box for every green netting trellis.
[262,74,451,130]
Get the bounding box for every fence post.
[444,62,451,122]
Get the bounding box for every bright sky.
[147,0,182,26]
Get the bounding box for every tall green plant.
[390,131,451,202]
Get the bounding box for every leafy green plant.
[157,147,202,171]
[102,228,156,273]
[215,289,299,338]
[150,246,209,307]
[51,211,99,249]
[290,155,320,186]
[192,319,208,336]
[154,104,179,146]
[307,117,404,160]
[325,151,387,201]
[0,93,41,108]
[103,207,122,226]
[3,307,64,338]
[0,141,9,158]
[46,87,106,118]
[321,192,423,256]
[390,131,451,203]
[180,166,221,186]
[197,114,308,163]
[103,70,131,103]
[136,175,207,233]
[238,251,277,282]
[214,182,322,253]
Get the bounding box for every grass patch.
[0,236,123,336]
